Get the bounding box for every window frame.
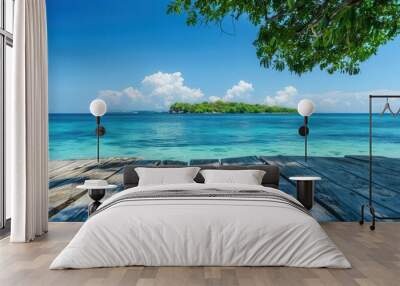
[0,0,13,230]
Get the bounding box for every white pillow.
[200,169,266,185]
[135,167,200,186]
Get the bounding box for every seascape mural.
[47,0,400,222]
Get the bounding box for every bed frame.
[123,165,280,189]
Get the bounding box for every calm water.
[49,113,400,161]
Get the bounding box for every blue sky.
[47,0,400,113]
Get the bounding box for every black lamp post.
[90,99,107,163]
[297,99,315,162]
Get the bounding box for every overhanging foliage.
[167,0,400,75]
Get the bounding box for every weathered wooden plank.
[48,190,88,219]
[50,168,127,222]
[49,158,131,196]
[318,156,400,195]
[346,155,400,173]
[161,160,188,166]
[50,206,88,222]
[132,160,161,166]
[261,156,376,221]
[221,156,264,166]
[49,159,95,179]
[49,160,120,210]
[49,158,136,218]
[104,168,125,192]
[49,159,109,188]
[189,159,220,166]
[49,158,90,169]
[289,156,400,217]
[48,159,76,175]
[49,159,114,204]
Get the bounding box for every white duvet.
[50,183,350,269]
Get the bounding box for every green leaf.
[167,0,400,75]
[287,0,295,10]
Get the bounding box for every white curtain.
[8,0,49,242]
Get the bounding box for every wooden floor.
[49,155,400,222]
[1,222,399,286]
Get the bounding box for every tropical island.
[169,101,296,114]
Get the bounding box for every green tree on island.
[169,101,296,113]
[167,0,400,75]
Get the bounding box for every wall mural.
[47,0,400,222]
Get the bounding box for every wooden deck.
[48,155,400,222]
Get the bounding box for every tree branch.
[296,0,363,34]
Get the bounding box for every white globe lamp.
[90,99,107,117]
[297,99,315,117]
[297,99,316,162]
[89,99,107,163]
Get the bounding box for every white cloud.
[98,91,143,111]
[224,80,254,101]
[98,89,123,98]
[263,87,400,112]
[98,71,203,111]
[97,89,124,105]
[209,96,222,102]
[142,71,203,100]
[265,85,298,106]
[320,97,337,106]
[263,86,400,112]
[98,73,400,113]
[283,89,400,113]
[123,87,142,99]
[309,89,400,113]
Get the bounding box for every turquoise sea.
[49,113,400,161]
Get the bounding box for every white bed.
[50,183,350,269]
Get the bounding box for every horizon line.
[48,111,372,115]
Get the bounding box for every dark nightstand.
[289,176,321,210]
[77,180,117,215]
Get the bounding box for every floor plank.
[220,156,264,165]
[346,155,400,173]
[189,159,221,166]
[1,222,398,286]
